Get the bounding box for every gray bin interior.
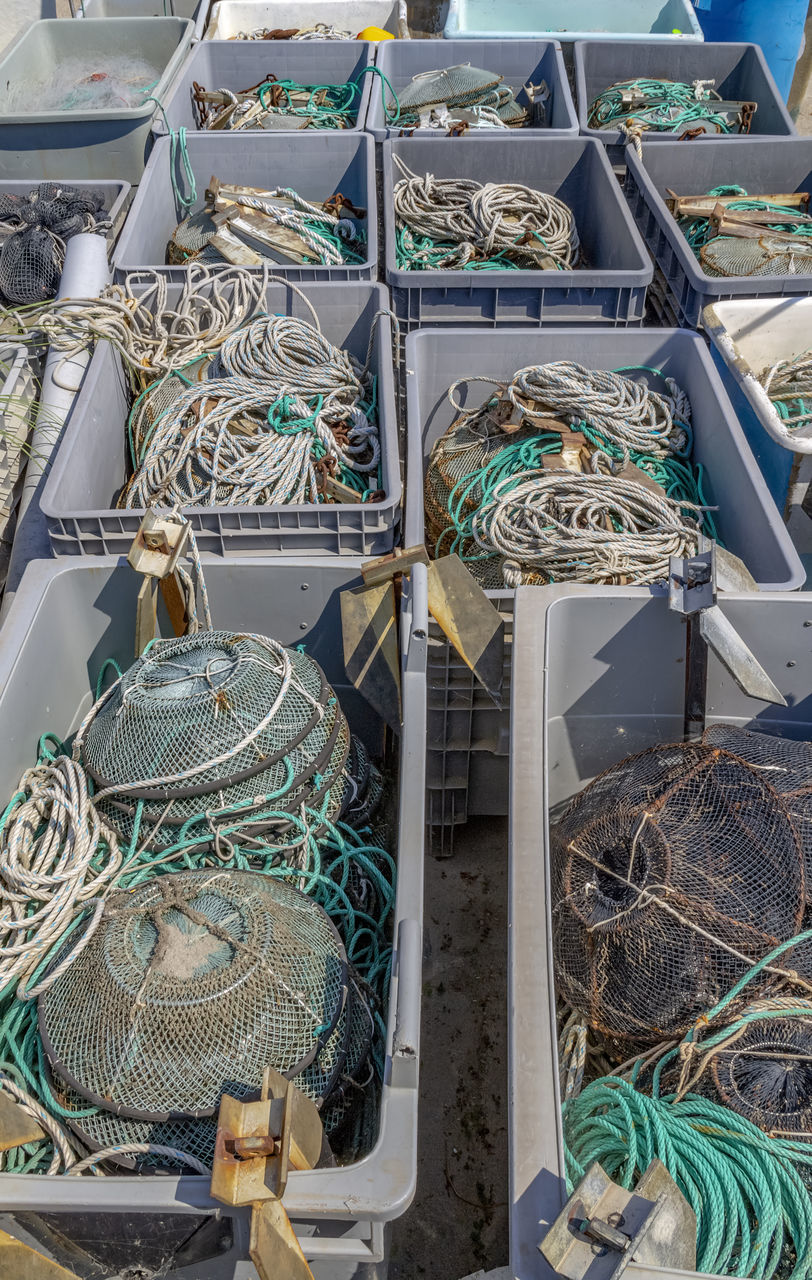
[114,131,377,281]
[0,18,194,184]
[366,38,578,141]
[574,40,795,166]
[42,281,399,556]
[384,136,652,327]
[79,0,210,39]
[155,39,375,135]
[509,584,812,1280]
[406,326,805,834]
[0,554,426,1267]
[625,138,812,328]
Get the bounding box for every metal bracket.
[541,1160,696,1280]
[211,1067,323,1280]
[127,509,190,580]
[668,540,786,738]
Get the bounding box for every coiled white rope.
[222,189,360,266]
[392,154,580,270]
[0,757,122,995]
[66,1144,210,1175]
[0,1075,76,1174]
[125,314,380,510]
[448,362,690,462]
[472,470,701,587]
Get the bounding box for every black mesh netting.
[550,740,807,1057]
[708,1012,812,1137]
[0,184,111,305]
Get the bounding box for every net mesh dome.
[550,741,807,1056]
[75,632,350,852]
[700,235,812,278]
[48,974,375,1171]
[39,869,351,1121]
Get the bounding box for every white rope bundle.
[760,349,812,427]
[393,154,580,270]
[0,756,122,996]
[10,265,270,376]
[126,314,379,510]
[471,470,701,587]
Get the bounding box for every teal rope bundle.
[588,78,738,135]
[564,1078,812,1279]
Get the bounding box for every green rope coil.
[588,78,736,135]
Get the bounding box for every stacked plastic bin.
[507,24,812,1280]
[0,17,427,1280]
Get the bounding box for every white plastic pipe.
[1,233,111,618]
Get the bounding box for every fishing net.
[47,978,375,1172]
[0,183,111,305]
[550,741,807,1057]
[74,632,350,853]
[709,1011,812,1138]
[39,869,352,1120]
[700,235,812,278]
[5,54,159,114]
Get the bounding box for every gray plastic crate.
[509,583,812,1280]
[114,131,377,281]
[0,19,194,185]
[366,39,578,142]
[625,138,812,329]
[384,137,652,330]
[0,553,426,1278]
[153,39,375,136]
[42,281,399,557]
[405,326,804,833]
[574,40,795,168]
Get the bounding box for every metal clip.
[127,509,190,580]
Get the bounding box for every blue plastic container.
[692,0,807,100]
[443,0,703,43]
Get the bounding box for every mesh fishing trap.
[74,631,351,855]
[550,739,807,1057]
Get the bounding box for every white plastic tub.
[206,0,406,39]
[75,0,211,40]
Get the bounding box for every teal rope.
[588,78,736,135]
[143,96,196,212]
[678,185,812,264]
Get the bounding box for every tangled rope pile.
[588,77,748,136]
[192,72,372,131]
[123,307,383,510]
[426,362,713,588]
[759,347,812,432]
[0,184,112,306]
[230,23,358,39]
[393,155,580,271]
[170,186,367,269]
[4,265,270,377]
[472,470,701,587]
